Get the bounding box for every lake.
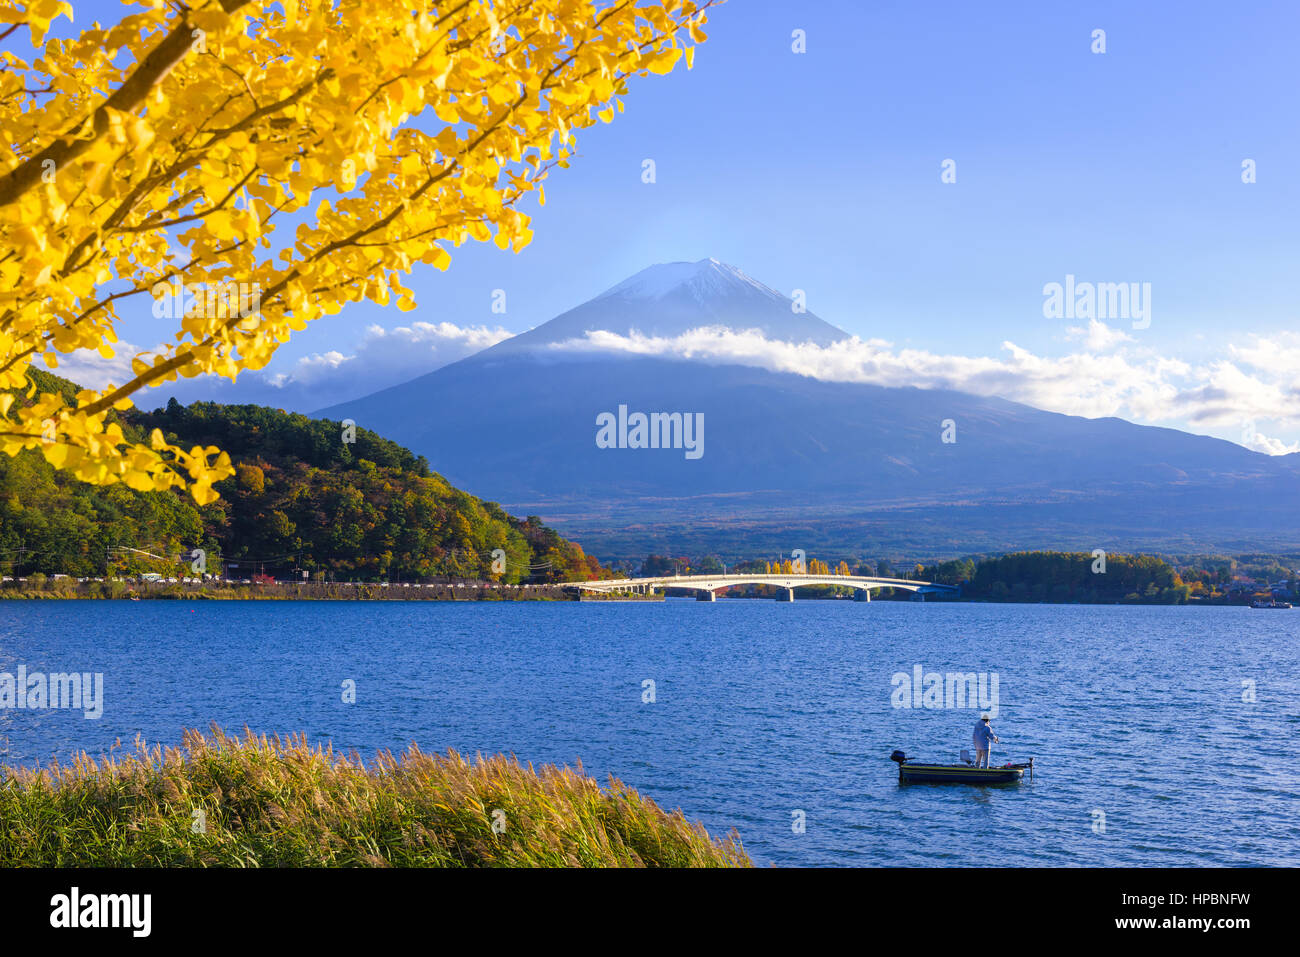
[1,599,1296,866]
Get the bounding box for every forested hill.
[0,370,604,584]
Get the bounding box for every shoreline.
[0,581,1275,607]
[0,581,575,601]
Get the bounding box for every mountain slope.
[317,262,1300,559]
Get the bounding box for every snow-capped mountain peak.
[596,258,787,306]
[489,258,850,353]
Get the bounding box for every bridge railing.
[566,573,957,589]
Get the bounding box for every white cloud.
[266,350,350,387]
[1065,318,1133,352]
[138,320,512,411]
[310,320,513,387]
[1230,331,1300,378]
[549,326,1300,452]
[42,321,512,413]
[45,340,159,392]
[1243,429,1300,455]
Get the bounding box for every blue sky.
[46,0,1300,449]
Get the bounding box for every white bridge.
[560,573,959,602]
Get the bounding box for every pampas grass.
[0,726,750,868]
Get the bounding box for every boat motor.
[889,750,909,765]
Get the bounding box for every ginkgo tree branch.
[0,0,255,208]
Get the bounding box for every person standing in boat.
[972,715,999,768]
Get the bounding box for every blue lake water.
[1,599,1297,866]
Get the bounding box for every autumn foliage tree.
[0,0,710,502]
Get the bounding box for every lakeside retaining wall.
[0,580,578,601]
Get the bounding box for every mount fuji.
[317,259,1299,560]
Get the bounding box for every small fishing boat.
[1250,599,1292,609]
[891,749,1033,785]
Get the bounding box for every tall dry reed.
[0,726,751,867]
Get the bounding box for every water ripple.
[0,599,1295,866]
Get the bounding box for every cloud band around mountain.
[545,323,1300,455]
[50,316,1299,455]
